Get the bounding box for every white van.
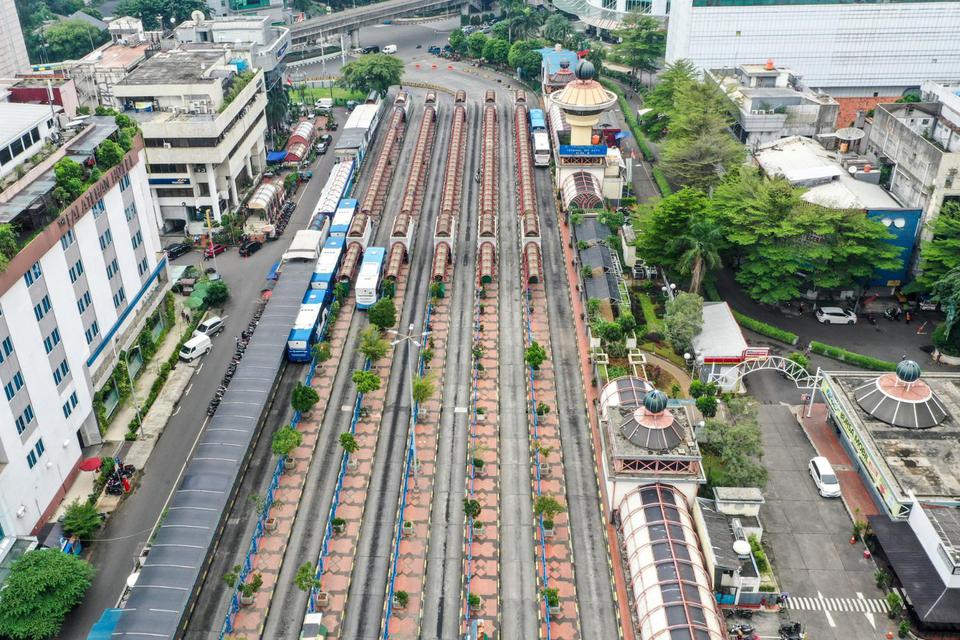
[808,456,841,498]
[382,44,397,54]
[179,334,212,361]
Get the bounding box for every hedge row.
[637,292,664,331]
[652,166,672,196]
[732,310,799,346]
[809,341,898,371]
[598,78,654,162]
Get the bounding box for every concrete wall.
[908,504,960,589]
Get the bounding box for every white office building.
[173,14,291,74]
[551,0,668,30]
[112,49,268,233]
[0,103,60,181]
[666,0,960,95]
[0,0,29,77]
[0,113,166,537]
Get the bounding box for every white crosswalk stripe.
[785,595,888,613]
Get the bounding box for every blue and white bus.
[330,199,357,238]
[356,246,386,309]
[287,289,329,362]
[529,108,547,133]
[312,236,345,293]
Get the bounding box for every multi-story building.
[4,74,80,119]
[865,83,960,231]
[0,0,29,77]
[0,110,166,537]
[65,18,152,111]
[112,49,267,232]
[173,14,290,77]
[706,63,839,148]
[666,0,960,124]
[0,103,60,181]
[550,0,667,30]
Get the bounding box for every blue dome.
[644,390,669,414]
[575,59,596,81]
[896,359,922,383]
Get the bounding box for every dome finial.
[896,359,922,383]
[644,390,668,415]
[575,58,595,81]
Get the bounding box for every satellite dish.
[836,127,865,142]
[733,540,751,556]
[191,10,204,24]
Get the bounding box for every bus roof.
[303,288,326,304]
[316,248,341,275]
[324,236,345,250]
[293,304,322,329]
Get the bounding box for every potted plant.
[468,593,482,615]
[472,519,484,537]
[403,519,415,537]
[340,432,359,469]
[463,498,482,522]
[315,590,330,608]
[898,620,911,638]
[476,406,487,422]
[536,443,553,477]
[238,572,263,606]
[543,587,561,616]
[536,402,550,416]
[272,426,303,473]
[534,495,566,539]
[332,517,346,534]
[472,457,485,475]
[393,589,410,610]
[250,495,282,532]
[887,592,903,619]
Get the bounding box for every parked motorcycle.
[884,306,903,321]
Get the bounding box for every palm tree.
[671,220,724,294]
[506,2,543,42]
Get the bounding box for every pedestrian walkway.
[798,404,880,519]
[787,595,888,613]
[386,293,449,639]
[227,295,357,638]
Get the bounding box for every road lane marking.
[185,383,193,396]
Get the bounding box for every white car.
[194,315,225,337]
[809,456,841,498]
[816,306,857,325]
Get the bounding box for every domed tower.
[549,59,617,146]
[853,359,947,429]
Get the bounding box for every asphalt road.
[62,120,348,639]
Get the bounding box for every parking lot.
[757,405,896,640]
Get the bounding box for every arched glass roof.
[561,171,604,210]
[620,484,725,640]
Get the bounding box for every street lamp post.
[113,336,144,437]
[390,323,430,482]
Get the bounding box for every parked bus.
[533,131,551,167]
[356,246,386,309]
[287,289,329,362]
[330,199,357,238]
[529,108,547,133]
[311,236,345,293]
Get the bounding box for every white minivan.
[809,456,841,498]
[382,44,397,54]
[179,334,212,361]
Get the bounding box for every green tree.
[448,28,468,54]
[914,201,960,291]
[482,38,510,65]
[533,495,566,529]
[0,549,94,640]
[411,374,434,405]
[467,32,488,58]
[663,292,703,354]
[113,0,208,30]
[94,139,124,168]
[932,265,960,354]
[640,59,697,137]
[62,500,101,540]
[53,158,86,205]
[339,431,359,454]
[670,219,724,294]
[271,426,302,458]
[524,341,548,369]
[38,20,109,63]
[695,394,718,417]
[505,1,543,42]
[266,83,290,136]
[0,224,19,272]
[612,13,666,85]
[312,341,331,364]
[358,326,388,361]
[339,54,404,96]
[508,40,544,79]
[543,14,572,44]
[291,382,320,414]
[636,187,711,269]
[368,297,396,330]
[700,400,767,488]
[205,280,229,307]
[295,562,321,593]
[352,369,381,394]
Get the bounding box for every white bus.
[356,246,386,309]
[532,131,550,167]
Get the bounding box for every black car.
[239,239,262,257]
[164,242,191,260]
[361,45,380,54]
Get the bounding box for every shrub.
[731,311,799,345]
[312,342,332,364]
[63,500,102,540]
[291,382,320,414]
[787,352,810,371]
[272,426,302,458]
[368,297,396,330]
[536,401,550,416]
[749,535,769,573]
[543,587,560,607]
[463,499,482,519]
[525,341,548,370]
[652,166,672,196]
[205,281,229,307]
[352,369,381,394]
[468,593,481,607]
[339,432,359,454]
[394,590,409,608]
[808,341,897,371]
[696,395,718,417]
[689,380,706,398]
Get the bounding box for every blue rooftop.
[539,47,579,76]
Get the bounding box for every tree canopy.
[508,40,544,79]
[914,200,960,292]
[368,297,396,330]
[700,398,767,488]
[338,54,404,96]
[448,28,468,54]
[639,59,697,138]
[113,0,208,30]
[467,32,488,59]
[37,20,109,63]
[611,13,666,83]
[482,38,510,65]
[663,292,703,354]
[543,14,573,45]
[0,549,94,639]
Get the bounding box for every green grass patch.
[291,86,366,106]
[809,341,897,371]
[642,342,687,369]
[732,310,799,346]
[637,292,663,331]
[651,166,672,196]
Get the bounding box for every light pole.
[661,282,676,301]
[389,323,430,482]
[113,336,144,438]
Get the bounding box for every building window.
[43,328,61,353]
[119,174,131,191]
[60,229,75,250]
[2,336,11,357]
[125,202,137,221]
[69,258,84,283]
[4,370,23,400]
[84,321,100,345]
[23,261,42,286]
[92,199,106,219]
[138,257,150,277]
[99,229,113,250]
[63,401,72,418]
[26,450,37,469]
[132,230,143,249]
[35,438,44,458]
[15,405,33,434]
[33,295,51,321]
[3,381,13,401]
[53,359,69,385]
[113,287,126,309]
[77,290,92,314]
[106,258,120,279]
[70,391,78,407]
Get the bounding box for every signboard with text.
[558,144,607,157]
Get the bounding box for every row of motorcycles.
[864,306,906,325]
[274,201,296,237]
[207,305,265,416]
[104,463,136,496]
[728,621,806,640]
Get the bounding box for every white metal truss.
[709,355,818,390]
